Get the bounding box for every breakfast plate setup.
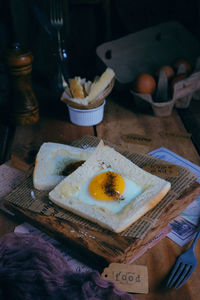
[4,136,200,264]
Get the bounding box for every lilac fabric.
[0,233,135,300]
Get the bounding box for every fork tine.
[58,0,63,22]
[166,260,182,288]
[54,0,62,23]
[51,0,56,22]
[55,0,58,21]
[166,228,200,290]
[50,0,53,21]
[174,265,194,289]
[50,0,63,28]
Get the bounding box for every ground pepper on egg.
[103,172,123,199]
[89,171,125,201]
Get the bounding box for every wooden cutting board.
[4,178,200,264]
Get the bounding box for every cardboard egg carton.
[96,21,200,116]
[131,59,200,117]
[190,57,200,101]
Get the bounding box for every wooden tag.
[143,163,178,178]
[159,131,191,140]
[101,263,148,294]
[122,134,152,145]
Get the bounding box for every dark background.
[0,0,199,163]
[0,0,200,110]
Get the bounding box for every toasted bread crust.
[69,77,85,99]
[33,142,93,191]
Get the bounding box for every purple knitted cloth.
[0,233,135,300]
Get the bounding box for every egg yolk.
[89,171,125,201]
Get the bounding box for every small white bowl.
[67,101,106,126]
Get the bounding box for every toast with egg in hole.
[33,142,93,191]
[49,141,171,233]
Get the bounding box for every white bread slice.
[84,80,92,95]
[49,141,171,233]
[33,142,93,191]
[88,68,115,103]
[68,77,86,98]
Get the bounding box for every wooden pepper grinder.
[6,43,39,125]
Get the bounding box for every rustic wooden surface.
[0,212,18,236]
[10,115,94,171]
[1,96,200,299]
[178,99,200,157]
[96,97,200,165]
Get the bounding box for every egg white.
[73,168,142,214]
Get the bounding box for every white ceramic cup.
[67,101,106,126]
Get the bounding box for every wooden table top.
[1,94,200,299]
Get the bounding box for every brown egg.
[171,73,187,95]
[172,58,192,74]
[134,73,156,95]
[156,65,175,79]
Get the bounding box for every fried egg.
[73,168,142,214]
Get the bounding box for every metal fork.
[50,0,63,59]
[167,227,200,289]
[50,0,70,91]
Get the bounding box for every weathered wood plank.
[178,99,200,157]
[96,97,200,165]
[10,116,94,171]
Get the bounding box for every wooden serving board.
[7,99,200,265]
[4,181,200,264]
